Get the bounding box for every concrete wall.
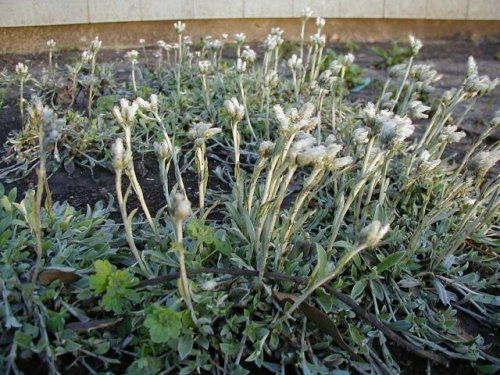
[1,0,499,27]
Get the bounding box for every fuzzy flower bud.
[316,17,326,30]
[198,60,211,75]
[234,32,246,44]
[288,54,303,70]
[353,127,370,144]
[224,97,245,121]
[241,47,257,64]
[439,125,466,144]
[173,193,192,221]
[154,140,172,161]
[264,70,279,89]
[174,21,186,34]
[408,35,423,56]
[358,221,390,247]
[125,50,139,64]
[90,37,102,53]
[301,7,313,21]
[259,141,275,157]
[47,39,56,49]
[15,62,29,79]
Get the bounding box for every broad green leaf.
[178,333,193,360]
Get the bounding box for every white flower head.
[173,193,192,221]
[47,39,56,49]
[259,141,275,157]
[353,127,370,144]
[81,50,93,63]
[296,145,326,167]
[344,53,355,66]
[288,54,303,70]
[301,7,313,21]
[264,70,279,89]
[235,58,247,73]
[174,21,186,34]
[408,35,423,56]
[139,38,146,45]
[154,140,172,161]
[241,47,257,64]
[90,37,102,53]
[316,17,326,30]
[198,60,211,74]
[15,62,29,78]
[328,156,354,171]
[188,122,222,144]
[224,97,244,121]
[358,221,390,247]
[125,50,139,64]
[378,113,415,148]
[440,125,466,144]
[408,100,430,120]
[234,32,246,44]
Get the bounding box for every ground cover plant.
[0,8,499,375]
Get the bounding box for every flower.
[353,127,370,144]
[288,54,303,70]
[301,7,313,21]
[90,37,102,53]
[235,58,246,73]
[173,193,192,221]
[241,47,257,64]
[15,62,29,79]
[174,21,186,34]
[439,125,466,144]
[154,140,172,161]
[358,221,390,247]
[188,122,222,144]
[234,32,246,44]
[264,70,279,89]
[408,100,430,120]
[198,60,211,75]
[46,39,56,49]
[316,17,326,30]
[224,97,245,121]
[125,50,139,64]
[377,112,415,148]
[408,35,423,55]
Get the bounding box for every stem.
[87,55,96,119]
[175,219,196,322]
[19,80,24,127]
[115,170,150,274]
[32,121,46,285]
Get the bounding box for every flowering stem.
[286,243,368,317]
[115,170,150,275]
[175,219,196,322]
[87,54,96,119]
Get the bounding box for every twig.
[139,267,449,366]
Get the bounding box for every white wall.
[0,0,498,27]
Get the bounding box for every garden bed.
[0,20,499,375]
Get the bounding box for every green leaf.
[178,334,193,360]
[351,279,367,300]
[374,251,405,274]
[308,243,329,287]
[144,305,183,344]
[89,259,113,293]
